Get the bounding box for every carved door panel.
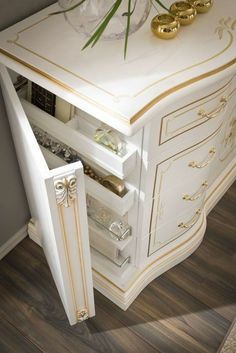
[0,64,95,325]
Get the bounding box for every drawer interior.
[12,71,137,179]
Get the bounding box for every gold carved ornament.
[77,309,89,322]
[54,175,77,208]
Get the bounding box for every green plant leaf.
[122,0,137,17]
[153,0,170,12]
[82,0,123,50]
[124,0,132,59]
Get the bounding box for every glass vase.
[58,0,152,40]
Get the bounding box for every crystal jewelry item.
[86,196,131,241]
[94,125,126,156]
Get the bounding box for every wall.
[0,0,55,247]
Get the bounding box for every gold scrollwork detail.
[198,96,228,120]
[178,209,201,229]
[188,147,216,169]
[77,309,89,322]
[224,117,236,147]
[183,181,208,201]
[215,17,236,40]
[54,176,77,208]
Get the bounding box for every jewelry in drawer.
[20,97,137,179]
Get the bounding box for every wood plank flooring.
[0,182,235,353]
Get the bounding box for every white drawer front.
[154,128,221,196]
[160,75,236,145]
[151,179,207,230]
[149,205,203,255]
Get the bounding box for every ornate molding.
[76,309,89,322]
[54,176,77,208]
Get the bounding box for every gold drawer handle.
[178,209,201,229]
[183,181,208,201]
[188,148,216,168]
[198,96,228,120]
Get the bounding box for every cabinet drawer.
[41,146,135,217]
[149,205,203,255]
[88,218,132,264]
[153,127,221,196]
[151,178,207,230]
[20,98,137,180]
[159,75,236,145]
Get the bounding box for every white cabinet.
[0,0,235,325]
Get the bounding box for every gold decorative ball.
[170,1,197,25]
[187,0,213,13]
[151,14,180,39]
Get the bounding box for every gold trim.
[55,175,90,320]
[219,104,236,162]
[57,203,78,313]
[0,54,235,127]
[0,14,235,125]
[130,59,236,125]
[73,200,90,316]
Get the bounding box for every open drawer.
[40,146,135,217]
[20,97,137,180]
[0,64,97,325]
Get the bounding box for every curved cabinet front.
[148,126,222,255]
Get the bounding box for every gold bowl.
[187,0,213,13]
[151,14,180,39]
[170,1,197,25]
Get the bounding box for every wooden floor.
[0,183,235,353]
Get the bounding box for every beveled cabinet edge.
[0,47,235,129]
[130,59,236,124]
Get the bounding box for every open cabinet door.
[0,64,95,325]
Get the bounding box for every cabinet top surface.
[0,0,235,133]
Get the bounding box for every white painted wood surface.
[0,0,235,134]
